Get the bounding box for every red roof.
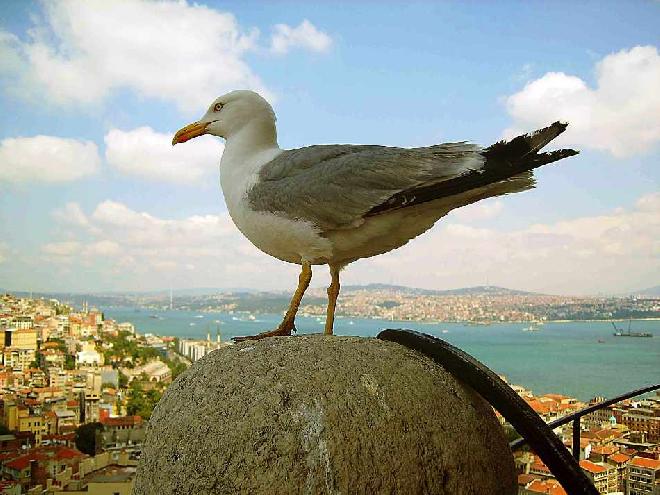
[630,456,660,469]
[54,447,83,460]
[525,479,567,495]
[591,445,617,455]
[530,460,551,474]
[526,399,552,415]
[580,460,607,474]
[608,453,630,464]
[100,415,143,427]
[5,453,44,471]
[517,473,537,485]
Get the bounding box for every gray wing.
[247,143,484,230]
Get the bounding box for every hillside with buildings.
[0,293,658,494]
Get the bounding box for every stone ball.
[134,335,515,494]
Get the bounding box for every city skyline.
[1,1,658,295]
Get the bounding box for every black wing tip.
[530,148,580,167]
[550,121,569,133]
[484,121,574,158]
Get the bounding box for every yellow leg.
[234,262,312,341]
[324,265,340,335]
[281,262,313,328]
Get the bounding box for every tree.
[126,381,162,420]
[118,371,128,389]
[64,354,76,370]
[75,422,104,455]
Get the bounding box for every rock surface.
[134,335,515,494]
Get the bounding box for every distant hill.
[2,284,544,301]
[629,285,660,298]
[341,284,541,296]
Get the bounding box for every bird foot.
[233,322,296,342]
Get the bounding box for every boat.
[611,321,652,338]
[522,322,541,332]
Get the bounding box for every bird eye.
[214,103,223,112]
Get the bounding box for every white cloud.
[40,193,659,294]
[0,0,268,113]
[0,242,8,264]
[104,127,223,185]
[52,202,90,228]
[347,192,660,295]
[85,240,121,257]
[270,20,332,55]
[449,199,504,222]
[43,200,297,290]
[41,241,82,257]
[0,135,100,183]
[505,45,660,157]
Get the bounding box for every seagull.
[172,90,578,340]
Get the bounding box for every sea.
[104,307,660,402]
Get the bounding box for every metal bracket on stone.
[377,329,599,495]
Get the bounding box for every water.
[104,307,660,401]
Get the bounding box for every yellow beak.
[172,121,209,145]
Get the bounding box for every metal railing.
[509,383,660,459]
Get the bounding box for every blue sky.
[0,0,658,295]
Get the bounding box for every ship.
[522,322,542,332]
[611,321,653,338]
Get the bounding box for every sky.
[0,0,658,296]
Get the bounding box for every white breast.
[220,147,332,265]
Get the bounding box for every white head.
[172,90,276,146]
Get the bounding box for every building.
[607,452,631,492]
[100,415,145,449]
[50,450,136,494]
[178,338,229,362]
[0,480,20,494]
[626,456,660,495]
[76,343,104,368]
[3,348,36,372]
[580,459,618,494]
[1,446,85,491]
[11,317,33,330]
[519,477,567,494]
[7,328,37,350]
[17,412,47,445]
[623,410,660,444]
[53,410,77,434]
[123,360,171,383]
[117,322,135,335]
